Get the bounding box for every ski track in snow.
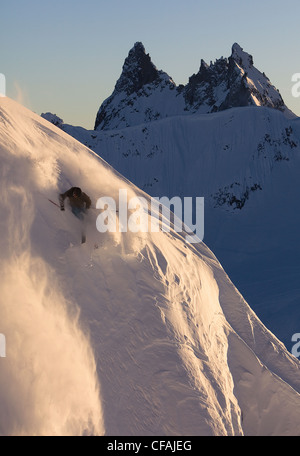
[0,97,300,436]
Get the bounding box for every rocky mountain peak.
[94,42,294,131]
[114,41,160,96]
[94,42,176,130]
[184,42,290,114]
[230,42,254,68]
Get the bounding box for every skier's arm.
[83,193,92,209]
[59,188,74,211]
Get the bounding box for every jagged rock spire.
[184,42,287,113]
[115,42,160,96]
[94,42,175,130]
[230,42,254,67]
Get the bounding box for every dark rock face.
[184,43,286,113]
[94,42,177,131]
[94,42,165,130]
[184,57,229,110]
[115,42,160,96]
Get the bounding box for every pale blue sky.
[2,0,300,128]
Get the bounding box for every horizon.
[2,0,300,129]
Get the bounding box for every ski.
[48,198,61,208]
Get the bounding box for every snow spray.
[0,255,104,436]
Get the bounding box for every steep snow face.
[63,106,300,351]
[1,97,300,436]
[93,42,294,131]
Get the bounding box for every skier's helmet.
[73,187,82,198]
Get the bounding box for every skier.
[59,187,92,243]
[59,187,91,217]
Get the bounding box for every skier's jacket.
[59,187,92,211]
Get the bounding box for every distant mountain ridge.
[93,42,294,131]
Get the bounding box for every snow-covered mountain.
[93,42,294,131]
[2,97,300,436]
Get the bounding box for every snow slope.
[63,106,300,351]
[1,97,300,436]
[58,42,300,351]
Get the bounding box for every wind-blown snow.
[1,97,300,436]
